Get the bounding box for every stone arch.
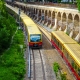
[68,13,73,23]
[38,9,41,21]
[48,10,51,17]
[38,9,41,16]
[32,8,35,18]
[25,6,27,13]
[57,12,61,20]
[52,11,55,27]
[57,12,61,30]
[27,7,31,16]
[44,10,47,24]
[42,10,44,15]
[62,12,66,22]
[48,10,51,25]
[62,12,67,31]
[35,9,37,14]
[35,9,38,19]
[73,14,79,38]
[30,8,34,17]
[74,14,79,27]
[67,13,73,33]
[41,9,45,22]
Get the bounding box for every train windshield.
[30,34,41,42]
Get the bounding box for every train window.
[54,38,56,42]
[59,42,62,50]
[54,38,57,44]
[30,34,41,42]
[71,60,74,68]
[52,36,55,42]
[56,39,59,46]
[57,39,59,45]
[63,48,68,59]
[69,56,73,65]
[78,68,80,76]
[52,35,55,41]
[71,60,78,72]
[74,63,78,72]
[63,47,66,57]
[68,54,71,62]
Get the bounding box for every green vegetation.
[53,62,67,80]
[76,0,80,12]
[0,15,17,53]
[57,0,61,3]
[53,62,60,76]
[0,30,26,80]
[0,0,17,53]
[0,0,26,79]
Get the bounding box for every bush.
[0,30,26,80]
[53,62,60,76]
[0,67,17,80]
[61,73,67,80]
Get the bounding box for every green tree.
[77,0,80,12]
[0,0,7,16]
[57,0,61,3]
[0,28,10,52]
[0,0,17,53]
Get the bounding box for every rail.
[32,49,36,80]
[31,49,46,80]
[28,46,31,78]
[39,49,46,80]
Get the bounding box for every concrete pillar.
[42,10,45,24]
[69,18,74,38]
[64,14,68,33]
[46,11,49,26]
[48,11,52,28]
[37,10,39,21]
[45,10,48,26]
[75,21,80,42]
[51,12,53,26]
[59,14,63,31]
[53,12,57,30]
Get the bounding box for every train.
[21,16,42,48]
[6,4,42,48]
[51,31,80,80]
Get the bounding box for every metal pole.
[28,46,31,78]
[18,8,21,29]
[42,0,44,5]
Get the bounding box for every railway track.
[29,49,46,80]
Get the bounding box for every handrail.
[28,46,31,78]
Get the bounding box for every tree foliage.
[76,0,80,12]
[0,0,17,53]
[0,30,25,80]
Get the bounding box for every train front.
[29,34,42,48]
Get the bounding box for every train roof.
[51,31,77,44]
[64,44,80,66]
[21,15,41,34]
[20,14,29,18]
[27,26,41,34]
[22,18,35,26]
